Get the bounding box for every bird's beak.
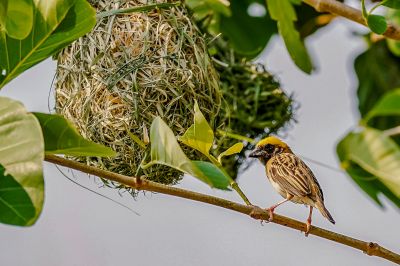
[249,147,264,158]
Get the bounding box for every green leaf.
[33,113,116,157]
[355,41,400,131]
[0,2,7,29]
[188,0,277,58]
[143,117,230,189]
[267,0,313,73]
[367,15,387,34]
[337,128,400,208]
[293,4,335,39]
[0,97,44,226]
[383,0,400,9]
[192,161,231,190]
[0,0,96,88]
[2,0,34,40]
[219,0,277,58]
[364,88,400,122]
[179,101,214,157]
[0,164,36,226]
[345,162,400,208]
[144,117,200,174]
[217,142,244,163]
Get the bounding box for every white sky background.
[0,17,399,266]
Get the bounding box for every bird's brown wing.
[267,153,321,198]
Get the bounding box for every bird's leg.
[266,195,293,222]
[305,206,313,237]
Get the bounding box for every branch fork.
[303,0,400,40]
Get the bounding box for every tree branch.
[45,154,400,264]
[303,0,400,40]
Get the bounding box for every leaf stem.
[45,155,400,264]
[230,181,252,205]
[370,0,388,15]
[216,129,255,143]
[206,153,252,205]
[361,0,368,20]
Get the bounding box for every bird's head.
[249,136,292,163]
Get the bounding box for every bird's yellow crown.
[256,136,289,149]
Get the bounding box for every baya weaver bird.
[249,136,335,235]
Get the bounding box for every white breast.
[268,176,286,198]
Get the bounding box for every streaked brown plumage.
[249,136,335,235]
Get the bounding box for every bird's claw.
[305,221,312,237]
[266,207,275,222]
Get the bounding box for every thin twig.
[303,0,400,40]
[383,125,400,136]
[45,154,400,265]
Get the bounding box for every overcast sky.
[0,17,399,266]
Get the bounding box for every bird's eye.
[265,144,274,152]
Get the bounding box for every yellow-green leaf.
[217,142,244,163]
[364,88,400,122]
[143,117,230,189]
[179,101,214,157]
[337,128,400,208]
[0,97,44,226]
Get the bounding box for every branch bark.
[303,0,400,40]
[45,154,400,264]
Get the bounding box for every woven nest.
[55,0,221,185]
[211,40,295,178]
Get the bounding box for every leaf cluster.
[0,0,106,227]
[0,0,254,227]
[362,0,400,34]
[143,102,251,204]
[337,39,400,208]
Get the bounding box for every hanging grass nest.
[217,61,294,136]
[55,0,221,185]
[210,39,295,178]
[211,39,295,138]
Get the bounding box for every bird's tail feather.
[316,202,335,224]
